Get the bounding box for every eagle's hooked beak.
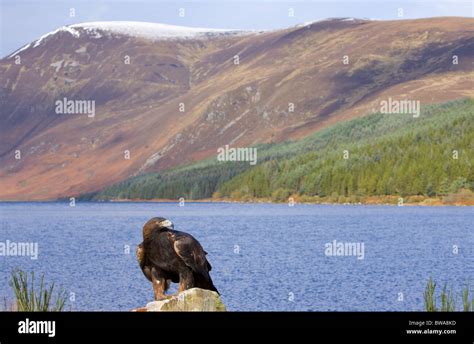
[159,219,174,230]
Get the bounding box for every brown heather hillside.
[0,17,473,200]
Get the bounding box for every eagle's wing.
[136,242,152,281]
[172,235,210,277]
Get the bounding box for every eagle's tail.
[207,280,219,295]
[195,273,219,295]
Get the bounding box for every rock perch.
[134,288,226,312]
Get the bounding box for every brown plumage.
[137,217,218,300]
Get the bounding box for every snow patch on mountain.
[70,21,251,40]
[8,43,31,58]
[297,17,369,28]
[9,26,81,58]
[33,26,80,48]
[6,21,255,59]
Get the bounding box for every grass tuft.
[424,277,472,312]
[10,269,66,312]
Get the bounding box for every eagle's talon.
[154,295,168,301]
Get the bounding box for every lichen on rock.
[137,288,226,312]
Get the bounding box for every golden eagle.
[136,217,218,300]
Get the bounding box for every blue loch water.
[0,202,472,311]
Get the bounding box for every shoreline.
[1,189,473,206]
[107,196,474,206]
[2,196,472,206]
[85,190,474,206]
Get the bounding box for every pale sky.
[1,0,473,57]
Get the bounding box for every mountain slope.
[218,99,474,201]
[93,99,474,201]
[1,17,473,200]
